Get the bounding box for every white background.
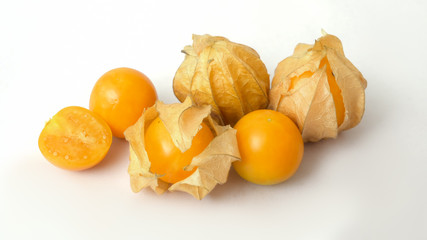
[1,0,426,239]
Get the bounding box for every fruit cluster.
[39,32,366,199]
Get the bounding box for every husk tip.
[321,29,328,36]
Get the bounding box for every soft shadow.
[98,78,389,199]
[88,137,129,172]
[208,167,250,199]
[207,139,340,199]
[210,79,391,198]
[285,76,391,185]
[347,75,391,141]
[283,139,335,185]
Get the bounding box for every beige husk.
[173,34,270,127]
[269,31,367,142]
[124,97,240,200]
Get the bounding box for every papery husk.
[269,31,367,142]
[173,34,270,127]
[124,97,240,200]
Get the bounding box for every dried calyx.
[124,97,240,200]
[173,34,270,127]
[269,31,367,142]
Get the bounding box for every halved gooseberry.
[38,106,113,171]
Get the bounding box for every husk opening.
[269,32,367,142]
[124,97,240,199]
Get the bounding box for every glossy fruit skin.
[144,117,214,184]
[89,67,157,138]
[319,57,345,127]
[233,109,304,185]
[38,106,113,171]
